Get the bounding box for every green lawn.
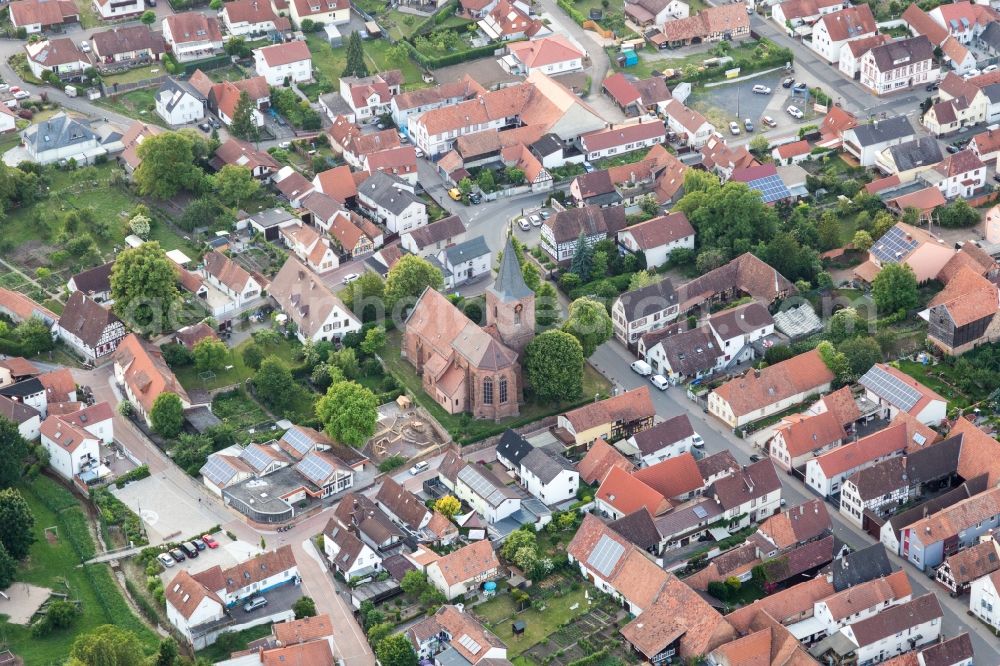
[474,588,591,657]
[95,89,166,127]
[306,35,425,94]
[175,336,303,392]
[196,623,274,662]
[101,64,168,86]
[894,360,973,409]
[384,9,424,41]
[73,0,101,28]
[382,330,612,444]
[2,477,158,664]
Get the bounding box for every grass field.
[196,623,274,662]
[382,330,611,443]
[895,360,973,409]
[1,477,158,664]
[474,588,591,657]
[101,64,168,86]
[175,336,303,392]
[306,35,425,93]
[73,0,101,28]
[95,88,166,127]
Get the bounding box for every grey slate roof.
[521,446,575,485]
[248,207,298,228]
[887,137,943,172]
[867,36,934,75]
[905,433,961,483]
[617,277,676,321]
[984,82,1000,104]
[847,115,914,147]
[405,215,465,250]
[24,113,98,154]
[830,543,895,591]
[489,234,533,302]
[443,235,489,266]
[496,429,533,467]
[156,77,204,113]
[630,414,694,456]
[609,508,661,550]
[980,21,1000,51]
[359,171,421,215]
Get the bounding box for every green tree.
[562,297,613,357]
[343,31,370,78]
[128,213,150,239]
[828,307,864,343]
[0,543,15,589]
[817,340,850,385]
[154,638,179,666]
[254,357,294,411]
[817,212,842,251]
[224,36,248,57]
[639,194,660,218]
[292,596,317,619]
[434,495,461,518]
[111,242,179,332]
[628,270,656,291]
[838,336,882,380]
[0,417,28,489]
[936,199,980,228]
[872,262,918,314]
[229,91,260,142]
[458,177,473,197]
[477,169,495,193]
[316,381,378,446]
[535,282,560,328]
[400,570,430,597]
[591,250,609,279]
[342,272,385,322]
[676,179,779,260]
[0,489,35,560]
[501,529,536,562]
[505,166,525,184]
[695,248,726,273]
[140,10,155,24]
[69,625,145,666]
[214,164,260,208]
[852,230,873,251]
[872,211,896,239]
[367,622,394,647]
[150,392,184,438]
[524,330,584,402]
[384,255,443,310]
[375,634,418,666]
[193,338,228,372]
[44,600,79,631]
[360,326,386,356]
[749,133,769,155]
[134,132,204,199]
[570,233,593,283]
[209,0,222,8]
[242,343,265,370]
[385,42,409,68]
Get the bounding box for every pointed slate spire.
[490,234,533,301]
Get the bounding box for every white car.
[650,374,669,390]
[157,553,175,568]
[631,360,652,376]
[408,461,429,475]
[10,88,29,100]
[729,121,741,135]
[786,105,803,119]
[752,84,771,95]
[691,434,705,448]
[80,40,90,53]
[341,273,359,284]
[762,115,777,128]
[415,148,424,158]
[985,65,999,73]
[518,218,530,231]
[529,214,542,227]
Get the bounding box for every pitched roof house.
[269,257,362,343]
[113,334,191,426]
[56,292,126,363]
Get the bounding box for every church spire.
[490,234,533,302]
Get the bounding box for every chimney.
[754,368,761,378]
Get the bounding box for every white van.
[631,360,652,376]
[64,85,78,98]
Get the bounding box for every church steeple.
[486,234,536,354]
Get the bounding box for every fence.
[101,75,168,97]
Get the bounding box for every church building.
[403,235,535,420]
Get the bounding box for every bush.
[378,455,406,473]
[114,465,150,489]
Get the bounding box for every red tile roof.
[712,349,834,419]
[256,40,310,67]
[577,438,636,485]
[597,466,671,516]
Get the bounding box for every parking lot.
[689,70,823,134]
[112,475,229,546]
[158,536,264,582]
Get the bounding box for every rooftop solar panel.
[296,452,332,485]
[858,365,922,412]
[586,534,625,578]
[748,174,792,204]
[240,444,272,473]
[871,225,918,264]
[282,426,315,456]
[201,455,236,486]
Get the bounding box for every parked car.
[947,144,961,154]
[518,218,530,231]
[415,148,424,158]
[631,360,652,376]
[192,538,207,551]
[752,84,771,95]
[169,549,186,563]
[926,82,940,91]
[80,40,90,53]
[409,460,429,475]
[10,88,29,100]
[448,188,462,201]
[792,82,808,93]
[469,192,482,205]
[786,105,803,119]
[529,214,542,226]
[157,553,175,568]
[583,161,595,173]
[729,121,741,136]
[179,542,199,558]
[197,122,211,133]
[744,118,754,132]
[749,454,762,463]
[540,210,551,219]
[202,534,219,549]
[762,115,777,128]
[782,77,794,88]
[341,273,359,284]
[209,118,221,129]
[243,597,268,613]
[691,434,705,448]
[650,374,669,391]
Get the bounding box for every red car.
[201,534,219,549]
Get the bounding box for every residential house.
[970,568,1000,631]
[272,167,315,208]
[92,0,142,20]
[708,349,834,429]
[438,236,490,289]
[269,257,362,343]
[858,363,947,426]
[334,493,404,552]
[39,414,100,481]
[922,266,1000,355]
[699,133,758,179]
[14,113,105,166]
[927,148,987,198]
[935,534,1000,595]
[970,127,1000,163]
[244,207,300,241]
[56,291,126,363]
[279,223,338,274]
[839,33,891,79]
[24,38,90,80]
[356,171,427,234]
[842,115,918,166]
[541,205,626,262]
[155,78,205,126]
[337,71,402,122]
[213,138,280,180]
[325,208,382,257]
[576,438,635,485]
[390,75,484,133]
[0,396,40,441]
[578,120,667,162]
[423,540,500,600]
[771,0,844,29]
[805,421,908,498]
[113,334,191,428]
[287,0,349,26]
[407,605,507,664]
[616,212,694,269]
[627,414,697,466]
[768,410,847,473]
[624,0,689,27]
[771,139,812,166]
[322,521,382,579]
[555,386,655,448]
[809,5,877,63]
[709,459,782,529]
[811,569,913,636]
[502,35,584,76]
[853,222,956,285]
[478,0,545,41]
[438,451,522,524]
[859,36,939,95]
[162,13,223,62]
[662,99,715,148]
[611,278,678,345]
[401,215,465,257]
[363,145,417,184]
[164,570,226,648]
[924,73,988,136]
[655,4,750,47]
[928,0,997,44]
[221,0,290,36]
[253,41,312,85]
[8,0,79,33]
[201,250,262,312]
[375,476,458,545]
[495,430,579,505]
[750,498,832,559]
[881,478,988,555]
[901,486,1000,570]
[118,121,161,176]
[193,74,269,128]
[91,25,165,65]
[875,136,944,180]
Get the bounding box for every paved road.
[589,340,1000,663]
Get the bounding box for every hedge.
[403,39,507,69]
[556,0,588,26]
[182,54,231,76]
[114,464,150,489]
[413,0,460,37]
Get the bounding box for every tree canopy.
[134,132,205,199]
[675,173,778,259]
[110,242,180,332]
[0,417,28,489]
[872,263,919,315]
[150,392,184,438]
[254,357,294,411]
[384,255,443,311]
[562,297,613,357]
[193,338,228,372]
[229,91,259,142]
[315,381,378,447]
[343,32,370,78]
[68,625,145,666]
[524,330,584,402]
[0,488,34,560]
[214,164,260,209]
